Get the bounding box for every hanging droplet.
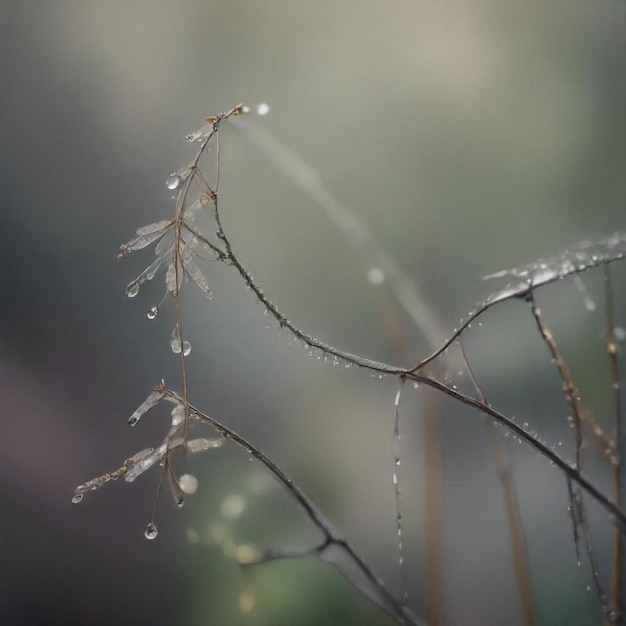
[256,102,270,116]
[171,404,185,426]
[126,281,140,298]
[144,522,159,540]
[147,306,158,320]
[182,341,192,357]
[170,326,182,354]
[179,473,199,495]
[175,495,185,508]
[71,493,84,504]
[128,416,139,427]
[165,173,180,190]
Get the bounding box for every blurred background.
[2,2,626,625]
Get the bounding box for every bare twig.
[605,267,624,622]
[461,344,536,626]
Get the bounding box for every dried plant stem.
[461,345,535,626]
[161,387,420,626]
[605,267,623,622]
[236,121,449,347]
[423,389,445,626]
[411,239,626,376]
[528,293,585,470]
[232,120,554,622]
[528,291,612,615]
[81,105,626,625]
[212,198,626,529]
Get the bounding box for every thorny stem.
[605,267,624,622]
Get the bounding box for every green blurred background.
[2,2,625,625]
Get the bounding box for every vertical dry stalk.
[605,267,623,622]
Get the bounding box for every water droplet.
[71,493,83,504]
[175,495,185,508]
[586,584,591,592]
[126,281,139,298]
[128,416,138,426]
[523,422,529,431]
[171,404,185,426]
[256,102,270,116]
[179,473,199,495]
[182,341,192,357]
[166,173,180,190]
[144,522,159,540]
[147,306,158,320]
[170,326,182,353]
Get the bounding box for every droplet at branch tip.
[126,282,139,298]
[144,522,158,540]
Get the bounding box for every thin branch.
[605,266,624,622]
[527,292,585,471]
[161,387,420,626]
[213,196,626,528]
[460,344,536,626]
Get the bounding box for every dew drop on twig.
[170,326,182,354]
[126,281,140,298]
[147,306,158,320]
[182,341,192,357]
[165,173,180,190]
[71,493,83,504]
[144,522,159,540]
